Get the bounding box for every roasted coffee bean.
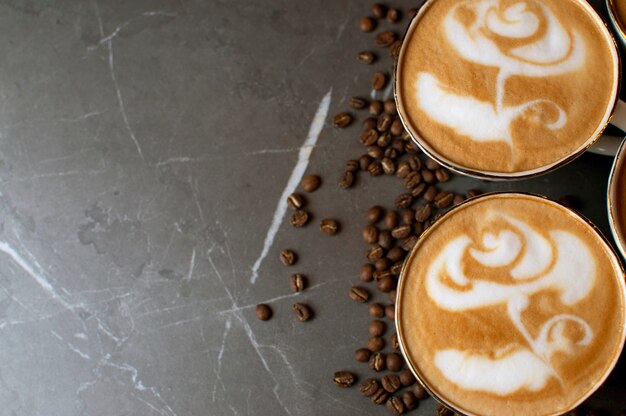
[369,352,386,372]
[280,249,297,266]
[377,132,393,147]
[415,203,432,222]
[434,191,454,209]
[386,352,403,372]
[349,97,368,110]
[367,245,385,262]
[387,396,405,415]
[399,369,416,386]
[435,167,451,182]
[292,303,312,321]
[360,128,379,146]
[368,336,385,352]
[360,378,379,397]
[363,224,379,244]
[381,158,396,175]
[359,154,373,170]
[350,286,370,303]
[371,387,389,404]
[453,194,466,205]
[390,262,403,276]
[466,189,481,198]
[339,170,355,189]
[382,374,401,393]
[421,169,436,184]
[436,403,454,416]
[372,3,387,18]
[290,209,309,227]
[408,7,418,19]
[423,185,438,202]
[372,72,388,90]
[333,112,352,128]
[414,222,424,235]
[387,8,401,22]
[355,348,372,363]
[404,171,421,188]
[425,158,440,170]
[394,194,413,209]
[401,391,418,411]
[368,161,383,176]
[383,99,397,114]
[385,303,396,321]
[389,39,402,59]
[378,230,393,250]
[377,113,393,132]
[289,273,306,292]
[401,208,415,225]
[301,175,321,192]
[387,246,405,262]
[255,304,272,321]
[390,332,400,350]
[369,100,384,116]
[357,50,376,64]
[287,193,304,210]
[391,224,411,239]
[373,269,391,282]
[360,16,377,32]
[390,118,404,136]
[367,145,384,159]
[369,319,386,337]
[374,257,390,271]
[388,289,397,304]
[369,302,385,318]
[408,155,422,171]
[375,31,397,47]
[320,219,339,235]
[384,211,399,229]
[333,371,355,388]
[413,384,429,400]
[396,161,411,179]
[377,276,394,293]
[362,117,377,131]
[411,182,427,198]
[360,263,375,282]
[401,236,418,251]
[384,147,399,160]
[391,138,406,154]
[367,205,384,223]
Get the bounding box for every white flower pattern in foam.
[415,0,584,148]
[425,213,596,395]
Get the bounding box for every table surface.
[0,0,624,415]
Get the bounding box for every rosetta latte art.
[416,0,585,148]
[426,213,596,395]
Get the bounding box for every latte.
[395,0,620,177]
[397,193,626,416]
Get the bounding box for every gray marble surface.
[0,0,624,415]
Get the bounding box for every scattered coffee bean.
[394,194,413,209]
[360,264,375,282]
[384,211,399,229]
[368,161,383,176]
[414,203,432,222]
[399,369,416,386]
[411,182,427,198]
[367,145,384,159]
[377,132,393,147]
[350,286,370,303]
[423,185,438,202]
[355,348,372,363]
[301,175,321,192]
[408,7,418,19]
[381,158,396,175]
[378,230,393,249]
[390,119,404,136]
[375,31,397,47]
[359,154,374,170]
[421,169,436,184]
[387,8,401,22]
[381,374,401,393]
[388,289,397,304]
[372,3,387,18]
[424,158,439,170]
[453,194,465,205]
[362,117,377,131]
[320,219,339,235]
[466,189,481,198]
[369,319,386,337]
[375,257,390,271]
[280,249,297,266]
[404,171,421,188]
[368,336,385,351]
[369,302,385,318]
[386,352,403,372]
[290,209,309,227]
[287,193,304,210]
[369,352,386,372]
[401,391,418,411]
[377,113,393,132]
[385,303,395,321]
[389,39,402,60]
[377,276,394,293]
[436,403,454,416]
[357,50,376,64]
[387,246,405,262]
[372,72,387,90]
[391,224,411,239]
[434,191,454,209]
[386,396,405,415]
[374,269,391,282]
[369,100,384,116]
[255,304,272,321]
[367,205,384,223]
[413,384,429,400]
[396,162,411,179]
[435,167,451,182]
[414,221,424,235]
[401,236,418,251]
[290,273,306,292]
[333,112,352,128]
[360,16,377,32]
[349,97,368,110]
[390,333,400,350]
[360,378,379,397]
[333,371,356,388]
[363,224,379,244]
[390,261,403,276]
[382,98,395,114]
[371,387,389,405]
[345,159,359,172]
[339,170,355,189]
[292,303,312,321]
[401,208,415,224]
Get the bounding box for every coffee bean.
[414,221,424,235]
[372,72,387,90]
[389,39,402,60]
[387,396,405,415]
[375,31,397,47]
[401,236,418,251]
[362,117,377,131]
[369,320,386,337]
[369,302,385,318]
[384,211,399,229]
[411,182,427,198]
[374,269,391,282]
[414,203,432,222]
[390,119,404,136]
[425,158,440,170]
[387,8,401,22]
[375,257,390,271]
[320,219,339,235]
[333,371,355,388]
[453,194,465,205]
[401,391,418,410]
[363,224,379,244]
[368,336,385,352]
[280,249,297,266]
[377,113,393,132]
[292,303,312,321]
[391,224,411,239]
[357,50,376,64]
[390,261,403,276]
[367,206,384,224]
[359,154,373,170]
[368,161,383,176]
[339,170,355,189]
[391,138,406,154]
[367,245,384,262]
[372,3,387,18]
[392,194,411,210]
[421,169,436,184]
[381,99,395,114]
[377,132,393,147]
[401,208,415,225]
[301,175,321,192]
[404,171,421,189]
[435,167,451,182]
[349,97,368,110]
[381,158,396,175]
[408,7,418,19]
[399,369,416,386]
[378,230,393,250]
[360,378,379,398]
[423,185,438,202]
[371,387,389,404]
[289,273,306,292]
[385,303,395,321]
[355,348,372,363]
[387,246,405,262]
[290,209,309,227]
[369,352,386,372]
[436,403,455,416]
[333,112,352,128]
[384,146,398,160]
[396,161,411,179]
[369,100,383,116]
[377,276,394,293]
[367,145,384,159]
[388,289,397,304]
[287,193,304,210]
[434,191,454,209]
[382,374,401,393]
[255,304,272,321]
[390,332,400,350]
[408,155,422,171]
[413,384,429,400]
[360,263,375,282]
[466,189,481,198]
[350,286,370,303]
[360,16,377,32]
[386,352,403,372]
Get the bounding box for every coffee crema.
[396,0,619,176]
[397,193,626,416]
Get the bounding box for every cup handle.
[589,99,626,156]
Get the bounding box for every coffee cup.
[608,0,626,48]
[396,192,626,416]
[395,0,626,179]
[608,137,626,258]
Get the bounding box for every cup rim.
[394,0,622,181]
[395,191,626,416]
[607,137,626,259]
[607,0,626,43]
